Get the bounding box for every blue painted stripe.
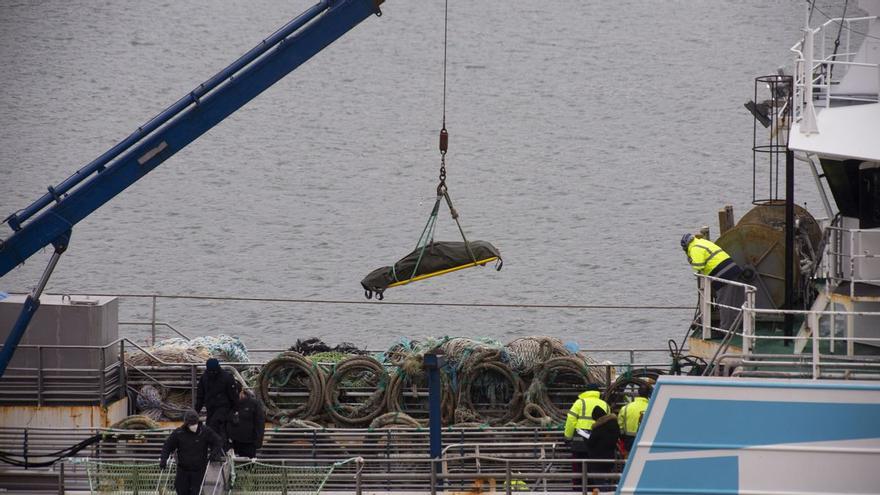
[654,376,880,392]
[651,399,880,453]
[636,456,739,494]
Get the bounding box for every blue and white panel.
[617,377,880,494]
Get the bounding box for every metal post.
[57,461,65,495]
[810,312,820,379]
[505,460,512,495]
[99,350,106,407]
[120,340,127,400]
[424,350,445,460]
[701,277,712,339]
[37,346,43,406]
[429,459,438,495]
[743,290,754,355]
[23,428,28,470]
[581,460,587,494]
[850,230,856,298]
[784,149,795,345]
[151,295,157,345]
[191,366,198,408]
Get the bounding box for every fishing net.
[126,334,249,366]
[83,459,175,494]
[505,336,576,375]
[231,458,361,495]
[290,337,364,356]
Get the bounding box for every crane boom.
[0,0,384,377]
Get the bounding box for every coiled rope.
[455,349,523,426]
[369,411,422,429]
[258,351,326,421]
[324,355,389,427]
[524,356,595,425]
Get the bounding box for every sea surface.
[0,1,845,355]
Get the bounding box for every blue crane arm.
[0,0,383,276]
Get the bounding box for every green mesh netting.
[84,460,175,494]
[231,458,359,495]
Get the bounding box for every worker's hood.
[577,390,601,400]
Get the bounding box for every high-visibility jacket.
[504,479,529,491]
[617,397,649,436]
[564,390,609,439]
[686,237,731,276]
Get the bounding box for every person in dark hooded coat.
[227,381,265,458]
[585,406,621,490]
[194,358,238,447]
[160,409,223,495]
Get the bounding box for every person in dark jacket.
[227,381,266,458]
[194,358,238,448]
[160,409,223,495]
[585,407,621,490]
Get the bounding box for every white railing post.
[801,23,819,133]
[850,230,856,298]
[701,277,712,339]
[743,288,755,355]
[810,311,821,379]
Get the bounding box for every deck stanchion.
[701,278,712,339]
[151,295,157,345]
[99,351,106,407]
[120,340,127,400]
[37,346,43,406]
[784,149,795,345]
[811,311,820,378]
[57,461,64,495]
[581,460,587,494]
[425,349,445,493]
[190,366,197,408]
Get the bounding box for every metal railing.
[823,221,880,296]
[693,273,757,345]
[791,14,880,124]
[0,426,623,494]
[693,270,880,379]
[0,326,677,407]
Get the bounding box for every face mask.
[188,424,198,433]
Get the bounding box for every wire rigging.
[828,0,849,81]
[807,1,880,42]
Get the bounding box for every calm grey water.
[0,1,838,352]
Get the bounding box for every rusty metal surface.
[0,398,128,429]
[717,202,821,310]
[738,200,822,250]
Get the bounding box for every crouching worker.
[227,382,265,458]
[160,409,223,495]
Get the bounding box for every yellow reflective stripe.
[689,245,717,267]
[386,257,499,288]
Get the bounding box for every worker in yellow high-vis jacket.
[618,385,650,454]
[681,233,744,332]
[564,383,617,491]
